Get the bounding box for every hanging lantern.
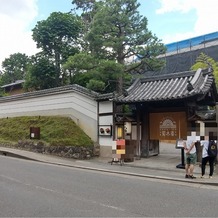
[117,126,123,139]
[124,122,131,134]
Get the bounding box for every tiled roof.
[96,92,113,101]
[0,84,99,102]
[1,80,25,88]
[115,68,217,103]
[196,110,216,120]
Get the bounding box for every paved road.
[1,146,218,186]
[1,156,218,217]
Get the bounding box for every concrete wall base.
[100,146,112,158]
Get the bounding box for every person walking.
[184,135,197,179]
[200,136,217,179]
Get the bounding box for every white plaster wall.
[99,115,113,145]
[0,88,119,156]
[99,101,113,114]
[99,115,113,125]
[0,91,98,141]
[98,101,114,157]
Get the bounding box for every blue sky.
[0,0,217,68]
[33,0,216,44]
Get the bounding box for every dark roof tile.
[116,68,217,103]
[0,84,99,102]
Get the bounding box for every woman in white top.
[201,136,216,178]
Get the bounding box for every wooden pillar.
[136,103,141,158]
[141,104,150,157]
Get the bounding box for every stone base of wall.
[0,140,96,160]
[100,145,112,158]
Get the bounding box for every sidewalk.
[0,146,218,186]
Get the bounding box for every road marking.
[0,174,126,212]
[99,203,125,211]
[0,174,57,193]
[0,174,22,183]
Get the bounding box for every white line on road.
[0,174,126,212]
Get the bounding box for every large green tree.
[69,0,166,93]
[1,53,30,85]
[32,12,82,86]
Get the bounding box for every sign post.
[176,139,185,169]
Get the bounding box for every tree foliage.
[86,0,164,66]
[63,52,130,92]
[191,52,218,87]
[1,53,30,85]
[1,1,166,94]
[32,12,81,86]
[67,0,166,93]
[24,53,56,91]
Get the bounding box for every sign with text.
[149,112,187,140]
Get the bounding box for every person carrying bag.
[200,136,217,179]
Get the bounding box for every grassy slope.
[0,116,93,147]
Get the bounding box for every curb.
[0,150,37,161]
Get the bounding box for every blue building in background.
[159,31,218,74]
[165,31,218,53]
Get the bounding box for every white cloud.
[157,0,218,43]
[156,0,197,14]
[0,0,39,69]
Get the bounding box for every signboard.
[176,139,184,149]
[149,112,187,140]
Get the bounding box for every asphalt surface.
[0,146,218,186]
